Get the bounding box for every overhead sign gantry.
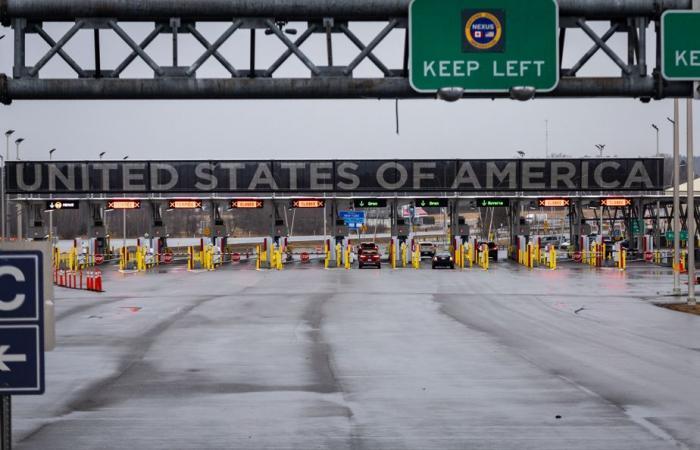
[0,0,697,101]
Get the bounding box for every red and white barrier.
[53,269,104,292]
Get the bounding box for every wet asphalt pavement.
[11,259,700,449]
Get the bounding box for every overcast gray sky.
[0,21,697,161]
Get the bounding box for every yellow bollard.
[621,249,626,270]
[482,244,489,270]
[401,242,407,268]
[275,249,282,270]
[136,246,144,272]
[391,243,396,269]
[345,247,351,270]
[336,243,342,268]
[550,245,557,270]
[256,245,261,270]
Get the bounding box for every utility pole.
[670,103,681,296]
[14,138,24,240]
[687,98,696,306]
[2,130,13,240]
[48,149,56,243]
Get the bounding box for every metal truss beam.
[1,77,693,101]
[1,0,698,103]
[1,0,692,22]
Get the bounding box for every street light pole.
[123,155,128,252]
[687,99,696,306]
[14,138,24,239]
[651,124,661,248]
[669,104,681,296]
[594,144,606,236]
[48,149,56,242]
[595,144,606,157]
[14,138,24,160]
[2,130,13,240]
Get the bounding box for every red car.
[357,242,379,256]
[359,250,381,269]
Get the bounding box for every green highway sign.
[409,0,559,93]
[630,219,644,236]
[665,230,690,241]
[662,11,700,80]
[353,199,388,208]
[477,198,510,208]
[416,199,448,208]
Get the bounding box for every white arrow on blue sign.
[0,251,45,395]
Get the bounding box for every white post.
[687,98,696,306]
[2,135,8,239]
[122,208,127,252]
[673,99,681,296]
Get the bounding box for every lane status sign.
[353,199,387,208]
[409,0,559,93]
[662,11,700,81]
[45,201,79,211]
[416,199,448,208]
[0,250,45,395]
[478,198,510,207]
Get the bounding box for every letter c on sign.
[0,266,26,311]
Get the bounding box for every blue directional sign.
[0,251,45,395]
[0,326,42,393]
[339,211,366,221]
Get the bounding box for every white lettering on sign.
[423,60,479,77]
[0,266,26,311]
[424,61,436,77]
[421,60,544,78]
[493,60,545,77]
[675,50,700,67]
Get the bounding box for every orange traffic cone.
[95,270,103,292]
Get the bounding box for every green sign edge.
[661,10,700,81]
[408,0,561,94]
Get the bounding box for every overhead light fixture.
[510,86,536,101]
[437,87,464,102]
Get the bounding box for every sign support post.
[688,97,696,306]
[0,396,9,450]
